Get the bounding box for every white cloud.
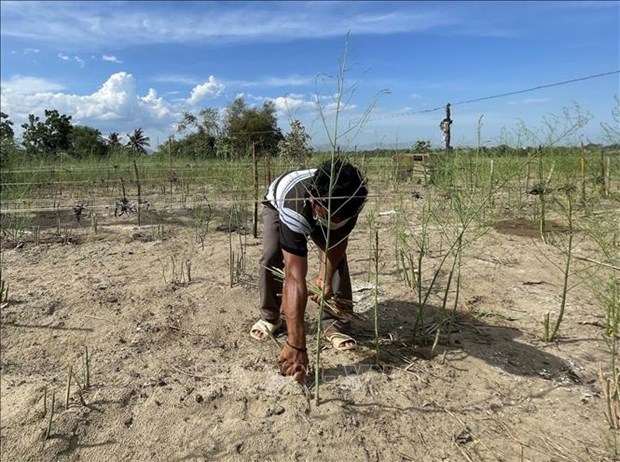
[238,92,316,115]
[153,74,199,85]
[24,47,39,54]
[0,72,180,142]
[0,75,66,94]
[140,88,174,119]
[263,76,314,87]
[269,95,316,116]
[0,2,458,50]
[187,76,225,105]
[102,54,123,64]
[57,53,85,67]
[231,75,314,88]
[324,101,357,113]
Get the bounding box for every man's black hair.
[310,159,368,218]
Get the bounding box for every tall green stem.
[549,193,573,341]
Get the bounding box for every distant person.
[250,159,368,382]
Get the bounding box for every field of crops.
[1,148,619,461]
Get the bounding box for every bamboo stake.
[252,144,259,239]
[133,159,141,227]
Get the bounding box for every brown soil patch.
[494,217,570,238]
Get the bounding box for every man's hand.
[310,276,333,305]
[278,343,308,383]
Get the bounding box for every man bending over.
[250,158,368,382]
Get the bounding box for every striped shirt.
[265,169,359,257]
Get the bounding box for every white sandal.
[325,328,357,351]
[250,318,282,341]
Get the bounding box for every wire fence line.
[367,70,620,120]
[0,162,433,188]
[1,176,266,187]
[0,159,596,189]
[0,170,418,187]
[1,156,422,175]
[3,155,609,204]
[2,163,269,174]
[2,189,389,203]
[3,150,596,188]
[0,191,408,213]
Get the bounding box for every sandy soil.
[1,195,618,462]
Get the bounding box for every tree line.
[1,110,152,160]
[0,96,314,167]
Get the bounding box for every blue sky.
[1,1,618,150]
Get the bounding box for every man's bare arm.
[278,250,309,382]
[281,249,308,347]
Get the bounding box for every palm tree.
[106,132,122,149]
[126,128,150,155]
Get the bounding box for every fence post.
[440,103,453,151]
[133,158,141,227]
[252,144,259,239]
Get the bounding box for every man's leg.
[331,255,353,303]
[258,205,283,324]
[322,254,353,332]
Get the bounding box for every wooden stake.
[252,144,259,239]
[440,103,453,151]
[133,159,142,227]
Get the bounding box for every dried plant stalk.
[267,266,360,321]
[45,391,55,439]
[599,366,620,430]
[65,365,72,409]
[83,347,90,389]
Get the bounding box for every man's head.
[309,159,368,221]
